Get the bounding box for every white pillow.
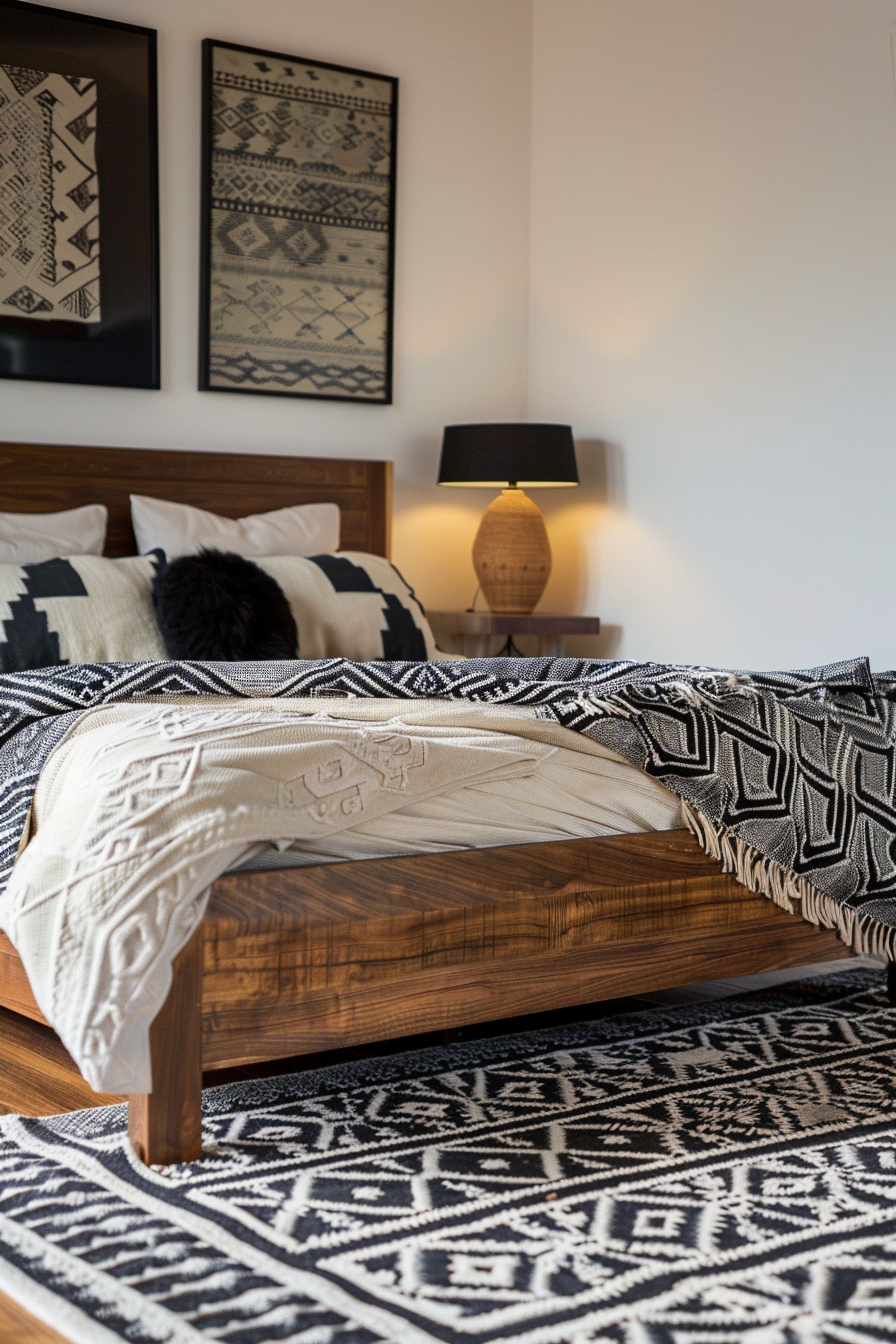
[0,504,107,564]
[131,495,340,560]
[256,552,438,661]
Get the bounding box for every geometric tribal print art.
[1,966,895,1342]
[0,62,100,322]
[0,1,158,387]
[200,40,397,403]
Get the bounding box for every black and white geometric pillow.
[256,552,438,661]
[0,553,166,672]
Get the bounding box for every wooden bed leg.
[128,926,203,1165]
[887,962,896,1007]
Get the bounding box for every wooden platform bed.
[0,441,856,1166]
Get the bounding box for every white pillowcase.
[131,494,340,560]
[0,504,108,564]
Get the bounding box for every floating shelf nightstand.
[428,611,601,658]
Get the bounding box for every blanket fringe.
[680,801,896,961]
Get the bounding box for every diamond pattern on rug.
[2,970,896,1340]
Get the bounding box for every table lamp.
[437,423,578,613]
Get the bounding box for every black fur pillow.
[152,549,299,660]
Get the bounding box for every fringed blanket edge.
[681,802,895,960]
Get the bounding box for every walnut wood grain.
[199,830,850,1067]
[0,1005,121,1114]
[0,829,852,1162]
[0,1289,71,1344]
[0,442,392,558]
[0,932,48,1025]
[202,920,848,1067]
[128,928,203,1164]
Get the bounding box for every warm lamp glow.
[437,423,578,614]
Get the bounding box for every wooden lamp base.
[472,488,551,614]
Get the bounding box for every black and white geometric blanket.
[1,655,896,953]
[2,966,896,1342]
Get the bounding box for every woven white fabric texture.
[236,741,683,869]
[3,701,546,1091]
[3,696,680,1094]
[0,553,166,672]
[257,552,437,660]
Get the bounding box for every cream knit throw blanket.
[4,697,604,1093]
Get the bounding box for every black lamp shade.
[438,423,578,487]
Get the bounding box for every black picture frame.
[200,39,397,405]
[0,0,159,388]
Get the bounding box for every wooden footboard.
[0,829,853,1164]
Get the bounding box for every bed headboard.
[0,442,392,558]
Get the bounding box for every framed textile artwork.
[0,1,159,388]
[200,40,397,404]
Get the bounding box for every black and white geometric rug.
[2,967,896,1343]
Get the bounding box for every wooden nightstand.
[428,611,601,658]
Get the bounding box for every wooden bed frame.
[0,441,853,1164]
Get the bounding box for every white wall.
[8,1,896,670]
[0,0,533,610]
[530,0,896,669]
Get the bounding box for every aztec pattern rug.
[1,655,896,954]
[206,43,394,401]
[0,63,100,322]
[2,966,896,1342]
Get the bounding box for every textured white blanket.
[2,697,677,1094]
[4,700,564,1092]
